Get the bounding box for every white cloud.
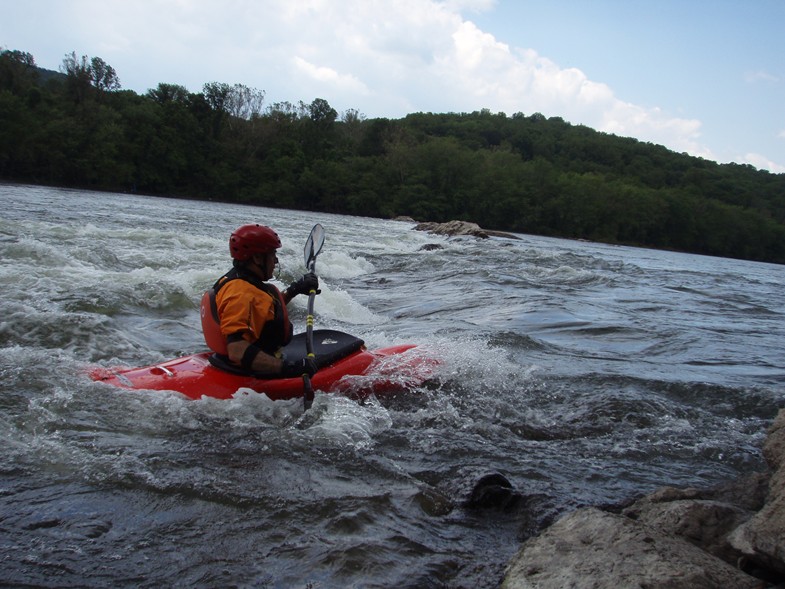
[600,102,707,156]
[421,17,707,158]
[742,153,785,174]
[4,0,762,167]
[292,57,370,96]
[744,70,779,84]
[439,0,497,13]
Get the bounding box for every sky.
[3,0,784,173]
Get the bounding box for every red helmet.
[229,224,281,260]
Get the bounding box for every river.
[1,183,783,588]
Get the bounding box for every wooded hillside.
[2,49,784,263]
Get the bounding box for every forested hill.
[2,49,784,264]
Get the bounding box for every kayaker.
[200,223,319,377]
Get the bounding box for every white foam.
[318,250,376,279]
[293,394,393,450]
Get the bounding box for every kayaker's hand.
[282,357,318,378]
[287,272,320,297]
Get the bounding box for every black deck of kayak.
[207,329,365,378]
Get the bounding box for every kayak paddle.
[302,223,325,410]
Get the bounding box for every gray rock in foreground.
[729,410,785,578]
[501,508,761,589]
[501,409,785,588]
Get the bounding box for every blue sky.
[3,0,784,172]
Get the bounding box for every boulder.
[413,220,520,240]
[729,409,785,576]
[623,494,751,564]
[501,508,761,589]
[414,220,489,238]
[501,408,785,587]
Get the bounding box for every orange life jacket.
[200,288,228,355]
[200,268,292,356]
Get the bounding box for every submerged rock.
[464,473,521,511]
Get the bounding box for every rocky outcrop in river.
[413,220,520,240]
[501,409,785,588]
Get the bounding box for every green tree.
[2,46,785,263]
[0,49,38,95]
[59,52,121,104]
[146,82,191,104]
[89,56,121,93]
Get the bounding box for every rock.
[414,220,489,238]
[707,471,770,512]
[501,508,761,589]
[413,220,521,240]
[464,473,521,511]
[412,487,453,517]
[444,470,558,540]
[623,496,751,564]
[393,216,417,222]
[500,408,785,587]
[765,411,785,470]
[729,408,785,576]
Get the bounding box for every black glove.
[281,357,318,378]
[287,272,320,298]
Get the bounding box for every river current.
[1,184,783,588]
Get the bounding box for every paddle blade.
[304,223,325,269]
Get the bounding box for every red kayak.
[90,329,437,401]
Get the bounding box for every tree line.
[1,48,784,264]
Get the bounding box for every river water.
[1,184,783,588]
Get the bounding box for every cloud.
[423,18,707,157]
[440,0,497,13]
[744,70,779,84]
[3,0,725,164]
[61,0,688,145]
[742,153,785,174]
[292,57,370,97]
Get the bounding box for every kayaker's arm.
[226,339,283,374]
[226,339,318,378]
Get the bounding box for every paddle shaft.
[301,224,324,410]
[302,261,316,410]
